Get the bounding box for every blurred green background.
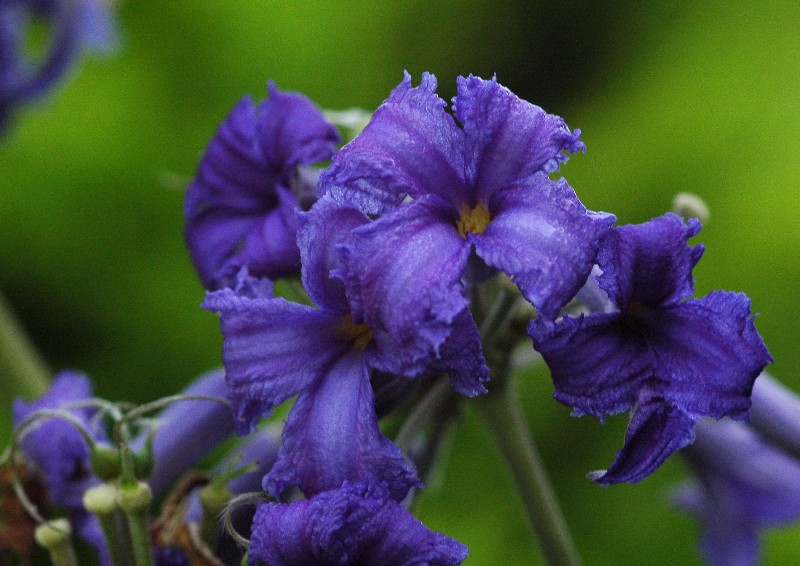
[2,0,799,564]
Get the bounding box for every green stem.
[116,482,154,566]
[0,289,50,400]
[476,386,582,566]
[34,519,78,566]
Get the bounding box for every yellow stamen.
[338,315,373,351]
[456,202,491,239]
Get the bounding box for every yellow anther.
[338,315,373,351]
[456,202,491,239]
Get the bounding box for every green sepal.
[132,434,154,479]
[90,443,121,481]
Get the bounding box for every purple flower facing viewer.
[248,476,468,566]
[184,81,340,289]
[0,0,116,132]
[319,72,614,370]
[203,198,429,502]
[530,213,772,484]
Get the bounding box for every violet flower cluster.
[188,72,772,564]
[2,70,785,566]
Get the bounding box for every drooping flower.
[0,0,116,132]
[202,198,430,501]
[184,81,340,289]
[674,376,800,566]
[248,476,468,566]
[319,72,614,372]
[530,213,772,484]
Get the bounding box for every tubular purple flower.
[203,198,422,501]
[530,214,772,484]
[0,0,116,131]
[674,376,800,566]
[248,476,468,566]
[134,368,237,497]
[319,73,613,377]
[184,81,340,289]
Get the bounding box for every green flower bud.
[90,443,121,481]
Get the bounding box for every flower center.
[338,315,373,351]
[456,202,491,239]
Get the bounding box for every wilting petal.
[454,75,585,203]
[648,291,771,420]
[250,478,468,566]
[530,312,650,419]
[297,197,370,313]
[590,399,696,485]
[342,194,471,377]
[203,286,346,434]
[264,352,418,501]
[598,214,704,309]
[320,72,467,214]
[473,176,614,320]
[429,309,489,397]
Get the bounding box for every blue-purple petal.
[249,478,468,566]
[297,197,370,313]
[342,194,471,378]
[590,399,696,485]
[454,75,585,203]
[473,176,615,320]
[320,72,467,214]
[430,309,489,397]
[264,352,419,501]
[202,287,346,434]
[598,213,704,309]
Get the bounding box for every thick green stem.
[34,519,78,566]
[84,484,132,566]
[116,482,154,566]
[476,386,582,566]
[0,290,50,400]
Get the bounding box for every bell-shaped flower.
[184,81,340,289]
[530,214,772,484]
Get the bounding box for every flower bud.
[90,443,121,481]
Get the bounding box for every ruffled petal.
[454,75,585,203]
[590,399,696,485]
[647,291,772,420]
[341,194,471,377]
[529,312,650,419]
[297,197,370,312]
[264,352,418,500]
[320,72,467,214]
[430,309,489,397]
[598,213,704,308]
[250,478,468,566]
[202,283,346,434]
[257,80,340,174]
[472,176,615,320]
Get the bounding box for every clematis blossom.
[530,213,772,484]
[319,72,614,376]
[184,81,340,289]
[248,476,468,566]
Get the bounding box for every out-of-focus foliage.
[1,1,798,564]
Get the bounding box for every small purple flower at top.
[675,377,800,566]
[202,198,435,502]
[184,81,340,289]
[249,476,468,566]
[0,0,116,132]
[319,72,614,372]
[530,213,772,484]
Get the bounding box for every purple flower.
[134,368,237,497]
[202,198,421,501]
[675,375,800,566]
[12,370,110,564]
[319,73,614,370]
[184,81,340,289]
[249,477,468,566]
[0,0,116,131]
[530,214,772,484]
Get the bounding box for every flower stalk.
[0,290,50,402]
